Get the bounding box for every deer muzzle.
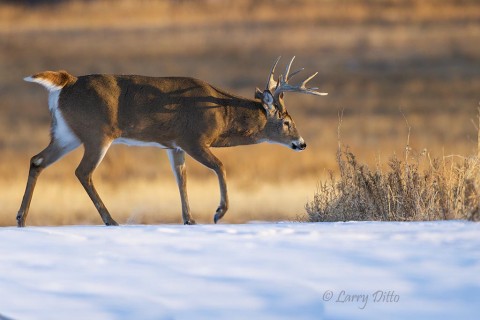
[291,138,307,151]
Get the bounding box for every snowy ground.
[0,221,479,320]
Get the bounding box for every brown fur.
[59,75,270,148]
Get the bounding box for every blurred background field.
[0,0,479,225]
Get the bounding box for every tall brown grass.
[305,113,480,222]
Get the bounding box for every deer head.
[255,56,327,151]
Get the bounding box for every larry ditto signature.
[322,290,400,310]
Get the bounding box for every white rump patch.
[49,89,81,151]
[113,138,168,149]
[24,76,62,92]
[48,88,61,112]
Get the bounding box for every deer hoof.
[184,220,196,225]
[214,205,228,224]
[105,220,119,226]
[16,212,26,228]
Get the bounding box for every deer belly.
[113,137,169,149]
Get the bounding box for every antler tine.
[304,89,329,96]
[274,66,328,98]
[301,72,328,96]
[302,72,318,87]
[265,56,281,92]
[288,68,304,80]
[284,56,295,82]
[281,57,305,84]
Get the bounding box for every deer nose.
[291,138,307,151]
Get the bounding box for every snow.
[0,221,479,320]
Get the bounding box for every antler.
[265,56,328,101]
[265,56,281,93]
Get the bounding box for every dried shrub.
[305,147,480,222]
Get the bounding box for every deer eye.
[283,120,291,128]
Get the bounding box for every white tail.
[24,70,76,92]
[17,57,327,227]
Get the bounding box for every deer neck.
[212,98,268,147]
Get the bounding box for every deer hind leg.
[75,140,118,226]
[17,139,81,227]
[167,148,195,225]
[184,146,228,224]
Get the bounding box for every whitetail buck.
[17,57,327,227]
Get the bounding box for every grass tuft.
[305,117,480,222]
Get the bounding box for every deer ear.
[256,88,275,115]
[260,90,275,114]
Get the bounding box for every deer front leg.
[183,146,228,224]
[75,141,118,226]
[167,148,195,225]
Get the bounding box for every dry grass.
[305,114,480,222]
[1,0,479,31]
[305,149,480,222]
[1,0,479,225]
